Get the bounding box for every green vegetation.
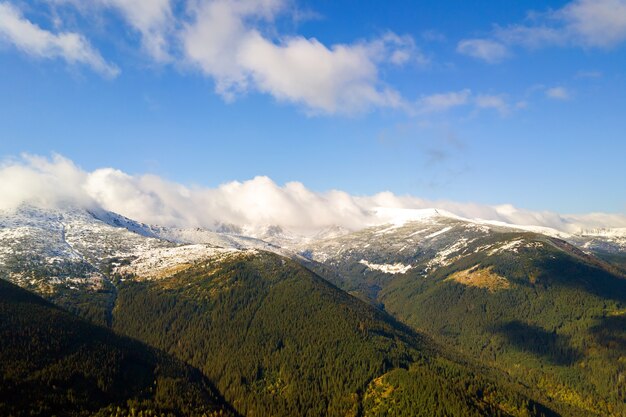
[0,278,235,417]
[377,235,626,417]
[3,207,624,416]
[111,251,556,417]
[363,357,556,417]
[593,250,626,274]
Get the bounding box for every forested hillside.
[1,206,620,417]
[301,221,626,417]
[378,236,626,416]
[0,278,235,417]
[111,251,558,417]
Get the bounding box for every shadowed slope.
[0,278,236,417]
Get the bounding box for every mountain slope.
[0,205,265,325]
[0,205,171,325]
[110,250,558,417]
[0,277,235,417]
[381,236,625,415]
[298,213,626,416]
[0,204,608,416]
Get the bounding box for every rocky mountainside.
[295,210,625,299]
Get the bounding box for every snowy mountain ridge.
[1,202,624,303]
[368,206,626,251]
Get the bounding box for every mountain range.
[0,203,624,416]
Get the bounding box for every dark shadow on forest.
[589,315,626,352]
[533,253,626,304]
[491,320,582,366]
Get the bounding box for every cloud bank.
[1,154,624,237]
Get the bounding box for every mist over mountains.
[2,154,625,240]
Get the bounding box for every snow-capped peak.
[470,218,571,239]
[371,207,462,227]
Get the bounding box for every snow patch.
[426,238,469,271]
[359,259,412,274]
[423,226,453,240]
[488,239,524,255]
[487,239,544,256]
[114,244,243,280]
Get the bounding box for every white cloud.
[390,49,411,65]
[181,0,413,114]
[459,0,626,62]
[95,0,174,61]
[0,154,94,211]
[415,90,514,116]
[545,86,571,100]
[474,94,509,114]
[0,2,119,77]
[238,34,405,113]
[20,0,427,114]
[456,39,508,63]
[376,32,429,66]
[416,89,471,113]
[2,154,624,237]
[493,25,565,50]
[558,0,626,47]
[47,0,174,61]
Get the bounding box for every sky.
[0,0,625,220]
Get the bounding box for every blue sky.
[0,0,625,215]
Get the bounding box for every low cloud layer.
[1,155,624,237]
